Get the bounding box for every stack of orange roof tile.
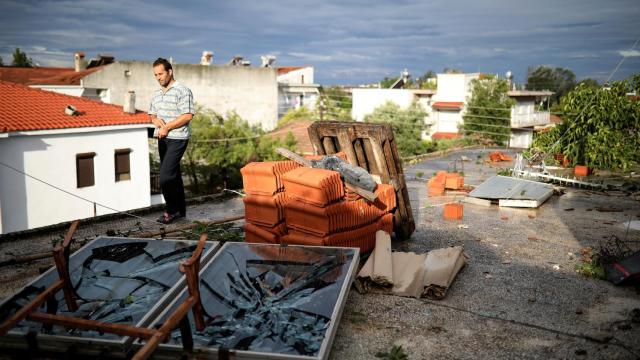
[241,160,397,253]
[428,171,447,196]
[428,171,465,196]
[241,161,301,244]
[489,151,513,162]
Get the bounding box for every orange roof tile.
[0,66,74,85]
[277,66,305,75]
[267,120,314,154]
[431,132,461,140]
[0,81,150,133]
[27,66,104,86]
[432,101,464,110]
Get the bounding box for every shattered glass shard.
[155,243,357,357]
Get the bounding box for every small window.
[115,149,131,181]
[76,152,96,188]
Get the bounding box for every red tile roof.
[267,120,314,154]
[550,114,562,124]
[432,102,464,110]
[27,66,104,86]
[277,66,305,76]
[0,81,150,133]
[431,132,461,140]
[0,66,74,85]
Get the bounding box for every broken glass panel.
[149,242,358,359]
[0,237,216,345]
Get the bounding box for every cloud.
[619,49,640,57]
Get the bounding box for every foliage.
[364,101,430,157]
[416,70,437,89]
[0,56,3,66]
[462,77,515,145]
[11,48,34,67]
[380,76,400,88]
[319,86,353,121]
[183,108,297,194]
[375,345,409,360]
[526,65,576,104]
[577,78,599,89]
[278,106,318,127]
[533,80,640,169]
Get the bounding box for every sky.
[1,0,639,85]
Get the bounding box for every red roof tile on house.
[0,66,74,85]
[27,66,104,86]
[0,81,150,133]
[431,132,461,140]
[432,102,464,110]
[267,120,314,154]
[550,114,562,124]
[277,66,305,76]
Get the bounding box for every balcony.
[511,111,550,128]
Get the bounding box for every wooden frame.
[0,222,211,360]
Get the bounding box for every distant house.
[277,66,320,118]
[81,60,279,130]
[507,90,553,148]
[0,81,152,234]
[428,73,481,139]
[0,53,112,103]
[350,88,435,126]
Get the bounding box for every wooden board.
[308,121,415,240]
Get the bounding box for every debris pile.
[428,171,465,197]
[241,160,397,252]
[355,231,468,299]
[489,151,513,162]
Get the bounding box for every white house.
[277,66,320,118]
[350,88,435,133]
[507,90,553,148]
[428,73,481,139]
[0,81,153,234]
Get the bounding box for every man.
[149,58,194,224]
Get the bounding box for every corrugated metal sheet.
[469,175,554,202]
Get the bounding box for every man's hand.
[150,116,165,129]
[157,126,169,139]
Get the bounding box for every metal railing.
[150,171,162,195]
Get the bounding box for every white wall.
[82,62,279,131]
[0,127,151,234]
[277,67,314,85]
[351,88,416,122]
[431,110,462,134]
[30,86,110,103]
[510,129,533,148]
[432,73,479,103]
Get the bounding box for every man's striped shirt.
[149,81,195,139]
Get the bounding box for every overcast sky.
[1,0,638,85]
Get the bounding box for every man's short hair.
[153,58,172,71]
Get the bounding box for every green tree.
[416,70,437,89]
[0,56,4,66]
[526,65,576,104]
[532,79,640,169]
[319,86,353,121]
[443,67,462,74]
[576,78,599,89]
[462,77,515,145]
[278,106,318,127]
[364,101,430,157]
[11,48,34,67]
[183,108,297,194]
[379,76,399,88]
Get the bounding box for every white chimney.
[123,91,136,114]
[261,55,276,67]
[74,52,85,72]
[200,51,213,65]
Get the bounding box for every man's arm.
[157,113,193,138]
[149,114,165,129]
